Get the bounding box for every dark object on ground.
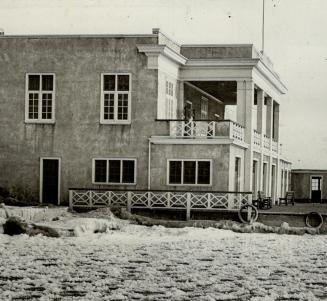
[279,191,295,206]
[3,196,39,207]
[3,216,60,237]
[0,187,10,198]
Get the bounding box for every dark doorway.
[311,176,322,203]
[41,158,60,205]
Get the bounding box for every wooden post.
[186,193,191,221]
[127,191,132,213]
[68,190,73,210]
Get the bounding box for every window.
[165,80,174,119]
[200,97,208,119]
[101,73,131,124]
[93,158,136,184]
[25,74,55,123]
[168,159,211,186]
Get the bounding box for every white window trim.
[310,175,323,199]
[39,157,61,205]
[25,73,56,124]
[166,159,212,187]
[92,158,137,185]
[100,73,132,125]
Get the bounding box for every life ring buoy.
[305,212,324,229]
[238,204,258,224]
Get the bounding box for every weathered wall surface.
[0,36,159,203]
[150,144,230,191]
[291,172,327,201]
[181,46,253,59]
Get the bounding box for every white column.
[178,81,184,119]
[266,97,273,196]
[273,102,280,141]
[237,80,254,191]
[257,89,265,191]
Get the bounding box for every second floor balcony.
[154,119,245,143]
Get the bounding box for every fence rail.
[69,189,252,219]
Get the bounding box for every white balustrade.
[170,120,215,138]
[263,135,270,150]
[230,122,245,142]
[169,120,245,143]
[69,189,252,211]
[271,141,278,154]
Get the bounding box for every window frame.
[100,73,132,125]
[166,159,212,187]
[92,158,137,185]
[25,73,56,124]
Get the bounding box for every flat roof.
[292,169,327,173]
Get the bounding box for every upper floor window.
[167,159,212,186]
[25,73,55,123]
[101,73,131,124]
[165,80,174,119]
[93,158,136,185]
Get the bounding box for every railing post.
[167,192,171,208]
[227,192,234,209]
[69,190,73,210]
[147,192,151,208]
[88,190,92,207]
[127,191,132,212]
[207,193,211,209]
[186,193,191,221]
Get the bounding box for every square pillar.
[273,102,280,141]
[237,80,254,191]
[256,89,265,192]
[266,97,273,138]
[178,81,184,119]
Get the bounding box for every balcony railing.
[168,120,245,142]
[69,189,253,212]
[252,130,280,155]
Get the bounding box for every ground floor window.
[168,159,211,185]
[93,158,136,184]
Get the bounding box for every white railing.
[170,120,216,138]
[271,140,278,154]
[263,135,270,150]
[230,122,245,142]
[169,120,245,142]
[253,130,261,149]
[69,189,252,214]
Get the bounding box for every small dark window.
[117,75,129,91]
[95,160,107,183]
[169,161,182,184]
[109,160,121,183]
[183,161,196,184]
[104,75,116,91]
[197,161,211,184]
[42,75,53,91]
[28,75,40,90]
[122,160,135,183]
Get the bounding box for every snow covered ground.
[1,221,327,301]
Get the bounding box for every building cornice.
[183,58,259,68]
[137,44,187,67]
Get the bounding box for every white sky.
[1,0,326,169]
